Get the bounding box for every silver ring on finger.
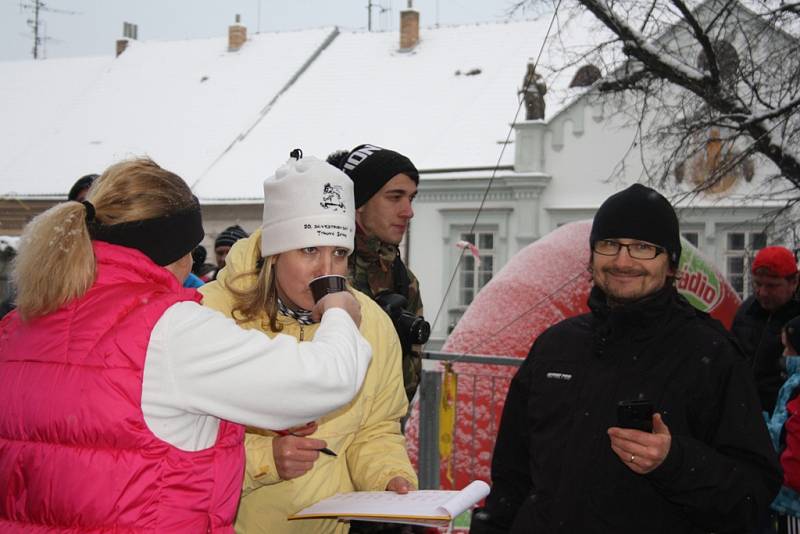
[629,455,636,463]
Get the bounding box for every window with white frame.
[458,231,495,306]
[681,231,699,248]
[441,208,509,337]
[725,231,767,298]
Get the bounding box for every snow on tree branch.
[520,0,800,195]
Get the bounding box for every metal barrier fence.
[417,350,523,490]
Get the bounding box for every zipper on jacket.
[299,325,305,341]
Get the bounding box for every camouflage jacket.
[349,232,423,402]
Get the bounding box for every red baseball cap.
[752,246,798,277]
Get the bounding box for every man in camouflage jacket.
[334,144,424,403]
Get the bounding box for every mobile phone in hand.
[617,399,654,432]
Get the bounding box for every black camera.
[374,291,430,352]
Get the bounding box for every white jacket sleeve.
[144,301,371,441]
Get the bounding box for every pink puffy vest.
[0,242,245,532]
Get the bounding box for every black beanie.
[786,316,800,354]
[590,184,682,266]
[215,225,249,249]
[341,144,419,208]
[192,245,207,266]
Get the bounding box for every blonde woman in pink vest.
[0,158,372,533]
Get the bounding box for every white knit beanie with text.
[261,156,355,257]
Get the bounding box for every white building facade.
[0,6,795,343]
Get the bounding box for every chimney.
[399,7,419,50]
[116,21,138,57]
[228,14,247,52]
[116,39,128,57]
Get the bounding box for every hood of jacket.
[199,230,418,534]
[205,229,303,330]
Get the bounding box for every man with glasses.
[471,184,780,534]
[731,246,800,413]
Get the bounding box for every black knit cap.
[340,144,419,208]
[786,316,800,355]
[192,245,207,265]
[215,224,249,249]
[590,183,682,266]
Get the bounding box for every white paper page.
[291,479,492,524]
[295,489,459,518]
[440,480,491,517]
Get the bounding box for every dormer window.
[569,64,602,88]
[696,39,739,80]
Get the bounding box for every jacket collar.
[354,230,399,266]
[215,231,317,329]
[743,294,800,319]
[742,295,768,317]
[588,283,683,339]
[93,240,184,293]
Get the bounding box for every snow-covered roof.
[0,27,339,199]
[193,18,579,200]
[0,15,596,202]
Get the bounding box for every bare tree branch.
[567,0,800,193]
[671,0,720,83]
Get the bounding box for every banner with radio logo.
[676,237,741,328]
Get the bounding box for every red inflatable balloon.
[406,220,741,492]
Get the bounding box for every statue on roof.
[519,62,547,120]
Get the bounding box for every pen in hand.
[275,429,338,457]
[315,446,338,457]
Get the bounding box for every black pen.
[276,429,337,457]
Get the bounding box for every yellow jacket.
[199,231,417,534]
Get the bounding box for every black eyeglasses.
[593,239,665,260]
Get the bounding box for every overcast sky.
[1,0,529,61]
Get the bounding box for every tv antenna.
[366,1,390,32]
[19,0,80,59]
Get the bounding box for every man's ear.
[667,264,678,278]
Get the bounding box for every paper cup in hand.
[310,275,347,303]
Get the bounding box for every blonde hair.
[13,158,195,321]
[227,256,283,333]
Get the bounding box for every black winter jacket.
[730,295,800,413]
[472,285,781,534]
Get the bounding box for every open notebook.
[288,480,490,527]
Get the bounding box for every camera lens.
[409,316,431,345]
[374,291,430,348]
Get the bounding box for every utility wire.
[427,0,564,347]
